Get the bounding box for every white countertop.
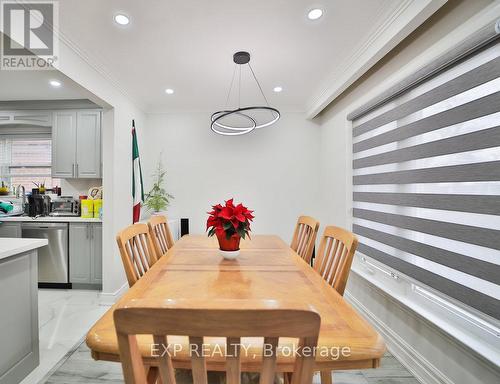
[0,216,102,223]
[0,238,48,260]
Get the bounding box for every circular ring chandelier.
[211,51,280,136]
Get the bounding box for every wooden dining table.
[86,234,385,372]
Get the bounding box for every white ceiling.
[0,35,96,102]
[3,0,406,112]
[0,70,93,101]
[56,0,405,112]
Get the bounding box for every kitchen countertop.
[0,215,102,223]
[0,238,48,260]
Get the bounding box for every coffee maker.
[28,194,51,217]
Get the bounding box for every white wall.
[317,0,500,382]
[60,178,102,197]
[142,112,320,243]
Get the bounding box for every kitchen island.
[0,238,47,384]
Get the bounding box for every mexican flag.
[132,120,144,223]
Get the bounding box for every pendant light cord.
[248,62,271,107]
[238,65,242,108]
[224,64,237,109]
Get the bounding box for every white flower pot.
[219,249,240,260]
[151,210,168,217]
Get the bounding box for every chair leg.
[147,366,161,384]
[320,371,332,384]
[284,372,293,384]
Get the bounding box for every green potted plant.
[144,158,174,215]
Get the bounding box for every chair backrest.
[148,215,175,258]
[290,216,320,264]
[313,226,358,295]
[114,304,321,384]
[116,223,159,287]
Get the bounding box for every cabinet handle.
[91,225,93,239]
[76,163,79,176]
[86,224,90,239]
[72,163,75,176]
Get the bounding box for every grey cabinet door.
[0,222,21,237]
[12,111,52,126]
[76,111,101,178]
[69,223,91,283]
[90,223,102,284]
[52,111,77,178]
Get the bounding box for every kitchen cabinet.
[69,223,91,283]
[69,222,102,286]
[52,110,101,179]
[90,223,102,284]
[52,111,77,178]
[0,222,21,238]
[76,111,101,178]
[0,110,52,126]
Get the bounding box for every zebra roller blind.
[350,22,500,320]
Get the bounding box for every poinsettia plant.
[207,198,254,240]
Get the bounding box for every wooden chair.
[313,226,358,296]
[148,215,175,258]
[311,226,358,384]
[114,303,321,384]
[290,216,320,264]
[116,223,159,287]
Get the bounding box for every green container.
[0,201,14,212]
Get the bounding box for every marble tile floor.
[44,342,421,384]
[20,289,109,384]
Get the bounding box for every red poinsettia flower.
[206,198,254,240]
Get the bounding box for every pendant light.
[211,51,280,136]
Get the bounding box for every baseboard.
[345,290,455,384]
[98,282,128,306]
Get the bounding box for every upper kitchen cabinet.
[0,110,52,126]
[76,111,101,178]
[52,111,77,178]
[52,110,101,179]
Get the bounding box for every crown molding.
[305,0,447,119]
[145,106,307,115]
[53,30,147,113]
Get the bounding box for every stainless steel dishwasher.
[21,222,70,287]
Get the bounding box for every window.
[0,136,61,191]
[349,31,500,321]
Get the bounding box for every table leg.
[320,371,333,384]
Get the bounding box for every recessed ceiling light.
[273,86,283,93]
[114,13,130,25]
[307,8,323,20]
[49,80,61,87]
[165,88,174,95]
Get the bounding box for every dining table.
[86,234,386,373]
